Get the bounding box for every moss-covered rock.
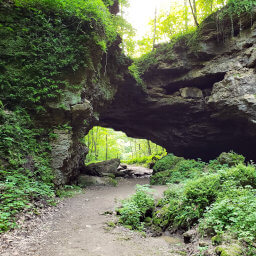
[78,175,117,187]
[217,152,245,167]
[215,244,243,256]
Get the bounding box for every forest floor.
[1,174,187,256]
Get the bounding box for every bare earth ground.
[1,176,187,256]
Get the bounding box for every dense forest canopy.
[119,0,256,56]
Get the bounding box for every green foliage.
[200,186,256,242]
[150,170,173,185]
[151,159,206,185]
[226,0,256,16]
[55,185,82,198]
[148,151,256,233]
[0,1,116,110]
[150,151,243,186]
[118,185,155,230]
[0,168,55,232]
[173,163,256,229]
[124,153,165,168]
[14,0,117,44]
[153,154,182,174]
[128,63,143,85]
[183,174,222,217]
[0,106,55,232]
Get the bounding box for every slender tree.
[152,6,157,49]
[105,133,108,160]
[184,0,188,31]
[188,0,199,27]
[147,140,152,155]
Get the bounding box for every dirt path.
[2,178,186,256]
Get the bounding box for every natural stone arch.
[51,12,256,185]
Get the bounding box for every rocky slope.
[100,10,256,161]
[0,0,129,185]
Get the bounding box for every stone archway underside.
[99,22,256,161]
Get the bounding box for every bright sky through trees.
[125,0,182,39]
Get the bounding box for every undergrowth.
[123,153,166,168]
[117,185,155,230]
[118,151,256,253]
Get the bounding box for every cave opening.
[84,126,166,165]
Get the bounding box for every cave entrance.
[84,126,166,165]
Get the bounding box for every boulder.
[78,175,117,187]
[215,244,242,256]
[125,166,153,177]
[120,164,127,169]
[82,159,121,177]
[183,229,197,244]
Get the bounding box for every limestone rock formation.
[3,1,256,185]
[100,12,256,161]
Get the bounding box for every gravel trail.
[1,177,186,256]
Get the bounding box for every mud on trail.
[1,178,186,256]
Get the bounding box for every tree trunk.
[130,141,133,159]
[94,127,99,160]
[134,139,137,158]
[153,7,157,49]
[147,140,152,155]
[184,0,188,31]
[188,0,199,27]
[105,133,108,161]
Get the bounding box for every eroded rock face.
[42,37,128,185]
[100,16,256,161]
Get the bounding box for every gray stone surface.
[180,87,203,98]
[81,159,121,177]
[78,175,116,187]
[100,14,256,161]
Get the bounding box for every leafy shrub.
[150,170,172,185]
[184,174,221,216]
[173,164,256,229]
[158,163,256,230]
[153,185,184,229]
[200,187,256,242]
[0,107,55,232]
[153,154,182,174]
[0,168,55,232]
[151,158,206,185]
[220,163,256,188]
[207,159,229,172]
[118,185,155,230]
